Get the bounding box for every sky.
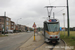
[0,0,75,28]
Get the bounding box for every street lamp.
[16,18,22,32]
[63,13,65,35]
[17,18,22,24]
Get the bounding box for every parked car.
[7,30,13,33]
[27,31,30,32]
[2,31,8,34]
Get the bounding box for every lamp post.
[17,18,22,31]
[63,13,65,35]
[17,18,22,25]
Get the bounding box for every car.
[2,31,8,34]
[27,31,30,32]
[7,30,13,33]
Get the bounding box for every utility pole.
[45,6,66,20]
[66,0,70,36]
[53,12,55,19]
[4,12,6,35]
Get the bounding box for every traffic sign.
[33,22,36,27]
[33,22,36,41]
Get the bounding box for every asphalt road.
[0,32,33,50]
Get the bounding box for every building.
[0,16,11,32]
[15,24,21,31]
[0,16,4,32]
[15,24,18,30]
[6,17,11,31]
[25,26,28,32]
[11,21,15,30]
[21,25,25,32]
[15,24,26,32]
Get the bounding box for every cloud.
[0,0,75,28]
[0,0,12,8]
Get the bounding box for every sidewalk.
[19,32,44,50]
[5,32,27,36]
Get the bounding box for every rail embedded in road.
[34,39,65,50]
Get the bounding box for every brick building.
[15,24,26,32]
[15,24,21,31]
[11,21,15,30]
[21,25,25,32]
[0,16,11,32]
[15,25,18,30]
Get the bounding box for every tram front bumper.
[47,38,59,41]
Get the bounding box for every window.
[7,18,9,21]
[2,24,4,28]
[0,24,1,27]
[6,26,8,30]
[0,19,1,22]
[12,26,13,28]
[46,23,59,32]
[12,23,13,25]
[7,22,8,25]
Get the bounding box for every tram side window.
[45,23,48,31]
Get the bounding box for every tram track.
[33,39,65,50]
[49,43,56,50]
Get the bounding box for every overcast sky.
[0,0,75,28]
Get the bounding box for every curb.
[15,33,33,50]
[60,39,67,50]
[33,34,44,50]
[33,42,44,50]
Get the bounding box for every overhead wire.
[55,8,65,14]
[48,0,66,18]
[47,0,59,18]
[50,0,58,4]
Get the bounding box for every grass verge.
[60,31,75,50]
[0,34,8,37]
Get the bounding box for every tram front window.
[46,23,59,32]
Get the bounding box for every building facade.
[21,25,25,32]
[0,16,11,32]
[11,21,15,30]
[6,17,11,31]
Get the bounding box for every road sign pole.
[33,22,36,41]
[34,27,35,41]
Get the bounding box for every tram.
[43,19,60,43]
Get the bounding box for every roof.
[0,16,11,19]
